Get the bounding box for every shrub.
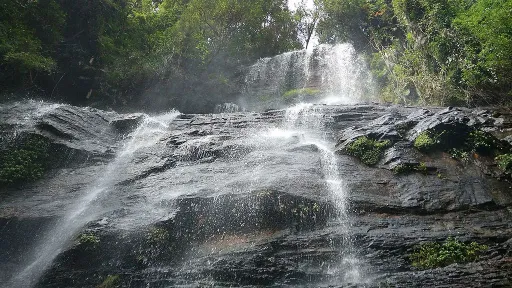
[409,237,488,269]
[344,136,391,166]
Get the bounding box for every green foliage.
[495,154,512,172]
[317,0,512,105]
[409,237,488,269]
[97,274,120,288]
[0,0,64,85]
[393,162,427,174]
[0,136,50,185]
[449,148,470,162]
[414,131,441,151]
[467,130,496,154]
[453,0,512,96]
[344,136,391,166]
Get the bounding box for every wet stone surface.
[0,101,512,287]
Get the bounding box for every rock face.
[0,101,511,288]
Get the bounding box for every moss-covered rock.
[392,162,427,175]
[344,136,391,166]
[495,154,512,172]
[97,274,120,288]
[281,88,322,104]
[409,237,488,270]
[0,135,50,185]
[413,130,441,151]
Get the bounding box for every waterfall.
[283,103,364,284]
[8,111,180,287]
[241,44,375,111]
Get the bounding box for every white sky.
[287,0,316,11]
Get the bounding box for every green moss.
[413,131,441,151]
[495,154,512,172]
[78,233,100,250]
[409,237,488,269]
[281,88,321,103]
[345,136,391,166]
[147,228,169,244]
[393,162,427,175]
[0,135,50,185]
[97,275,120,288]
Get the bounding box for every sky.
[288,0,316,11]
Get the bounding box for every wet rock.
[110,113,145,134]
[1,102,512,287]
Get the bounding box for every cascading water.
[241,43,375,111]
[2,43,374,287]
[7,111,180,287]
[281,102,365,284]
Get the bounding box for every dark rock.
[110,113,145,134]
[1,102,512,288]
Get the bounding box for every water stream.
[8,111,180,287]
[283,103,363,283]
[241,43,375,111]
[4,43,373,287]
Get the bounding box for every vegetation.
[495,154,512,172]
[147,228,170,244]
[78,233,100,250]
[467,130,497,154]
[413,131,441,151]
[449,148,470,162]
[393,162,427,175]
[0,0,303,112]
[316,0,512,106]
[282,88,322,103]
[344,136,391,166]
[1,0,511,109]
[97,275,120,288]
[0,135,50,185]
[409,237,488,269]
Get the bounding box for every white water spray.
[8,111,180,288]
[242,44,375,110]
[282,102,363,283]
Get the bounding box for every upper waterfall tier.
[240,44,376,111]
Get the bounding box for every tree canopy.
[1,0,511,109]
[316,0,512,105]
